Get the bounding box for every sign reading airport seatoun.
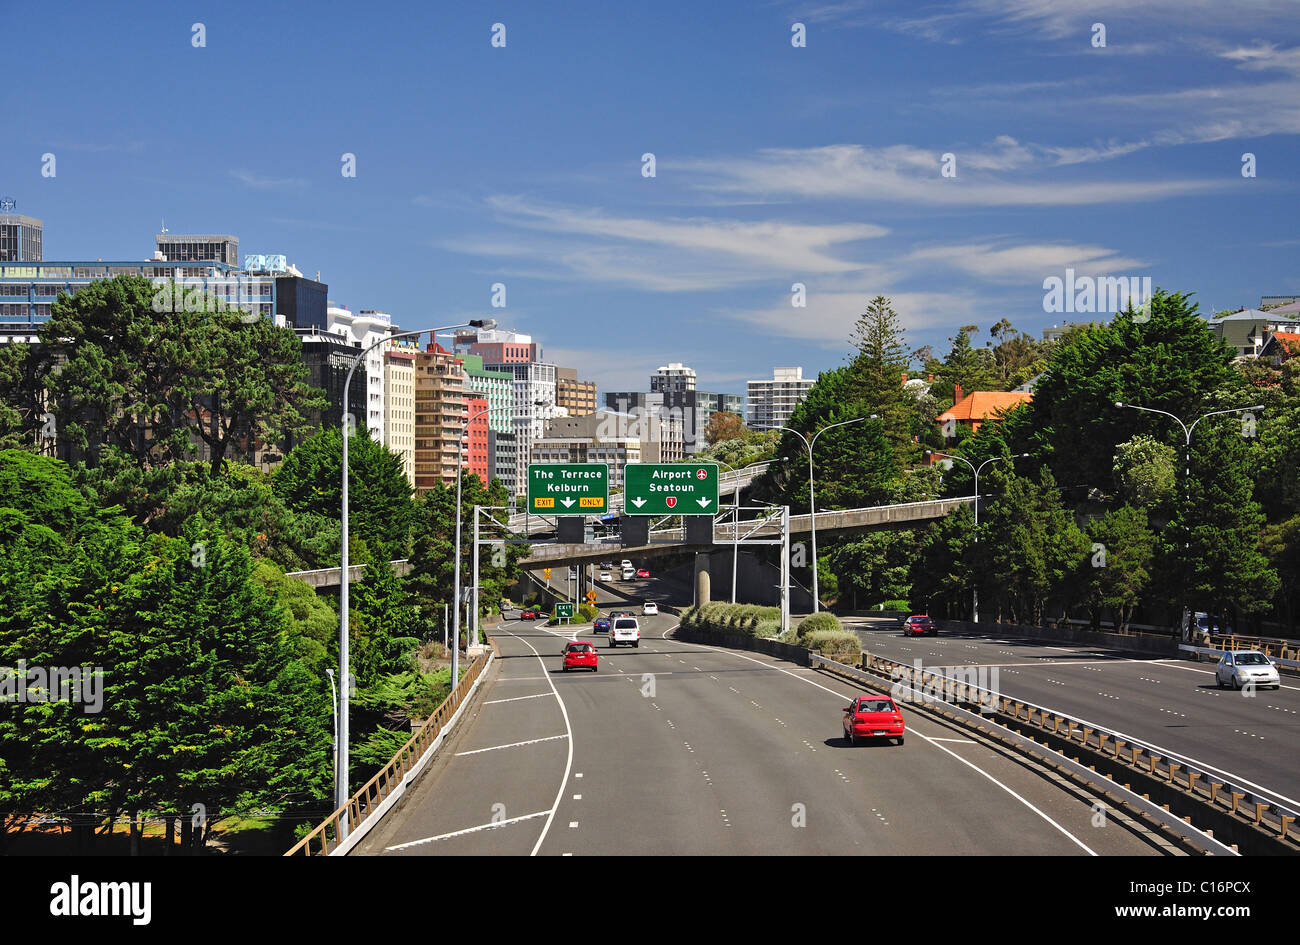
[527,463,608,514]
[623,463,719,516]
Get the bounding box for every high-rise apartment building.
[747,367,814,431]
[384,342,418,487]
[464,394,491,484]
[155,233,239,266]
[556,366,597,416]
[0,213,42,262]
[483,360,556,493]
[606,362,742,455]
[413,342,466,493]
[533,410,683,489]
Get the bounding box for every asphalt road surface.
[357,602,1169,855]
[844,616,1300,815]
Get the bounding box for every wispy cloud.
[229,169,308,191]
[683,142,1226,206]
[901,242,1149,282]
[442,196,888,292]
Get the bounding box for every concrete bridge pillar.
[694,553,711,607]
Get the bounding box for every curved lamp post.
[774,416,875,613]
[336,318,493,829]
[453,401,495,690]
[1114,401,1263,638]
[925,450,1028,623]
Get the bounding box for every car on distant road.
[520,608,545,620]
[593,615,612,633]
[642,601,658,616]
[563,641,598,672]
[636,568,650,579]
[599,570,612,581]
[1215,650,1280,690]
[610,617,641,648]
[620,560,632,570]
[902,615,936,637]
[842,694,905,745]
[621,566,636,580]
[609,609,634,619]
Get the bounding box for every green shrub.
[881,600,911,611]
[754,618,782,639]
[578,603,599,623]
[796,611,842,643]
[802,629,861,664]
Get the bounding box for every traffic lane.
[356,622,571,856]
[542,628,1160,855]
[852,628,1300,809]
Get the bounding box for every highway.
[357,585,1169,856]
[846,616,1300,816]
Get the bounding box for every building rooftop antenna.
[160,218,168,235]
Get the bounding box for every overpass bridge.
[285,495,974,587]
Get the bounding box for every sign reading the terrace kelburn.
[623,463,719,516]
[527,463,608,515]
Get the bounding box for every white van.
[610,616,640,647]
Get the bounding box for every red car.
[902,615,936,637]
[520,608,544,620]
[842,695,905,746]
[563,641,598,672]
[636,568,650,579]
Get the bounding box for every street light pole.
[453,402,495,682]
[1114,401,1264,638]
[927,450,1028,623]
[337,318,491,830]
[775,417,874,614]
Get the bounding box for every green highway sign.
[527,463,609,515]
[623,463,719,516]
[556,602,574,619]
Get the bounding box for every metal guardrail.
[842,649,1300,849]
[1196,634,1300,662]
[808,651,1243,856]
[284,649,492,856]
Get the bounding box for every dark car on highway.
[902,615,936,637]
[593,615,612,633]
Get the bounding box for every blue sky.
[5,0,1298,397]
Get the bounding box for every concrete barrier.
[672,626,809,665]
[937,618,1179,657]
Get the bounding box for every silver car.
[1215,650,1281,690]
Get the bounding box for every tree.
[909,506,975,619]
[28,276,323,473]
[977,466,1090,626]
[1016,290,1244,495]
[932,325,998,404]
[1112,435,1177,509]
[1080,507,1156,631]
[703,411,746,446]
[273,427,413,565]
[846,296,915,455]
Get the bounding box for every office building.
[486,360,556,493]
[460,354,514,434]
[747,367,814,431]
[533,409,684,489]
[453,327,540,364]
[489,429,519,495]
[606,362,742,455]
[556,367,597,417]
[294,326,369,447]
[0,213,42,262]
[0,258,324,335]
[328,306,393,442]
[155,233,239,266]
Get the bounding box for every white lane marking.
[456,734,568,756]
[484,692,553,705]
[386,810,549,850]
[573,794,582,800]
[929,737,975,744]
[661,621,1100,853]
[500,625,577,857]
[575,772,583,778]
[916,731,1097,855]
[569,821,579,828]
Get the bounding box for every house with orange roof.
[936,384,1033,440]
